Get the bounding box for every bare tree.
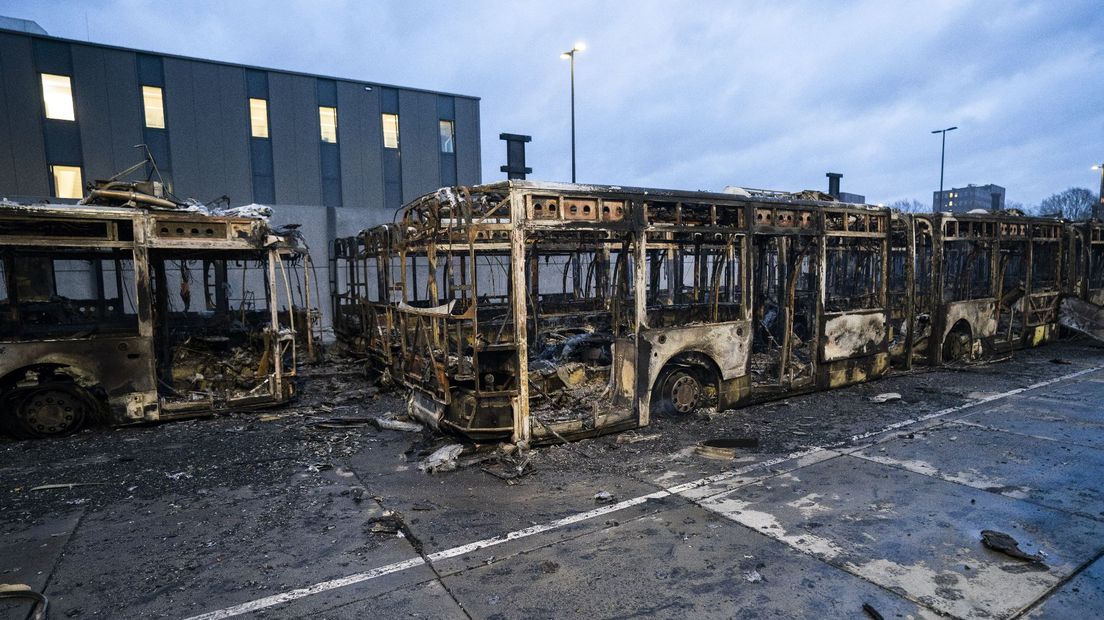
[1037,187,1096,220]
[887,199,928,213]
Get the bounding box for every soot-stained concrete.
[2,342,1103,618]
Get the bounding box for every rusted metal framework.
[0,200,309,438]
[333,181,1087,443]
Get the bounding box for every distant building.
[0,16,481,329]
[933,184,1005,213]
[0,18,480,211]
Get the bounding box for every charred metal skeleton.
[0,179,313,438]
[333,181,1094,444]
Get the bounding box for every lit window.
[439,120,455,153]
[142,86,165,128]
[249,98,269,138]
[319,106,338,143]
[382,113,399,149]
[50,165,83,199]
[41,73,75,121]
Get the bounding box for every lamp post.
[561,42,585,183]
[931,126,957,211]
[1093,163,1104,220]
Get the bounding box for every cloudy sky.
[3,0,1102,206]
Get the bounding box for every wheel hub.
[670,374,701,413]
[19,388,86,436]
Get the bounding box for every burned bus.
[889,211,1066,368]
[332,182,1087,444]
[0,188,308,438]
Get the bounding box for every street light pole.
[561,42,585,183]
[1093,163,1104,220]
[931,126,957,211]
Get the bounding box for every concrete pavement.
[3,342,1104,618]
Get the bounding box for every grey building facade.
[0,20,481,331]
[0,22,480,211]
[933,184,1005,213]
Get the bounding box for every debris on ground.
[481,446,533,484]
[313,416,373,429]
[419,444,465,474]
[593,490,615,503]
[980,529,1047,562]
[862,602,885,620]
[29,483,105,492]
[696,437,759,459]
[372,415,424,433]
[616,432,661,445]
[366,513,405,536]
[743,569,763,583]
[0,584,48,620]
[869,392,902,403]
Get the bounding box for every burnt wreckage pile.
[332,181,1104,444]
[0,175,317,438]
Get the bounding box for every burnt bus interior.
[147,248,301,412]
[0,203,306,439]
[333,182,1098,444]
[1090,223,1104,304]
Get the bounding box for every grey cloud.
[5,0,1102,205]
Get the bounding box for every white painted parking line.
[184,558,427,620]
[183,364,1104,620]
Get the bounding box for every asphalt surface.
[2,341,1104,619]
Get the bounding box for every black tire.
[654,368,703,415]
[3,384,93,439]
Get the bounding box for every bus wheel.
[7,384,92,438]
[656,369,703,415]
[942,321,973,363]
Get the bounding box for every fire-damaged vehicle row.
[331,181,1104,444]
[0,178,315,438]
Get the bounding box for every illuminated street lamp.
[931,126,957,211]
[561,42,586,183]
[1093,163,1104,220]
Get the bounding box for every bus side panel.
[818,310,889,388]
[0,336,157,421]
[639,320,752,411]
[942,299,998,347]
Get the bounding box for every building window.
[142,85,165,129]
[319,106,338,143]
[41,73,75,121]
[382,113,399,149]
[249,98,269,138]
[439,120,455,154]
[50,165,83,199]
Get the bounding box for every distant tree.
[1004,200,1028,214]
[887,199,927,213]
[1037,187,1096,220]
